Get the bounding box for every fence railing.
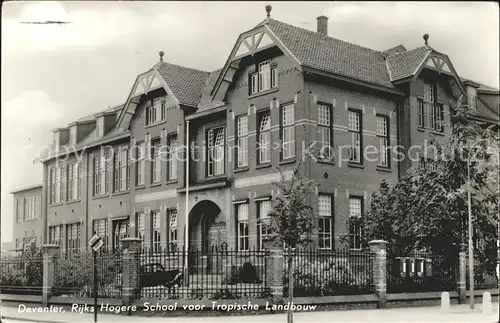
[0,249,43,295]
[52,249,122,298]
[137,246,268,300]
[387,251,457,293]
[283,248,374,297]
[466,257,499,291]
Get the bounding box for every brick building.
[33,12,498,259]
[9,184,43,251]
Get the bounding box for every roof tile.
[386,46,431,81]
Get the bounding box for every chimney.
[317,16,328,35]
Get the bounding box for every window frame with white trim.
[376,114,390,168]
[207,126,226,177]
[318,194,333,250]
[280,103,295,160]
[150,138,161,184]
[167,133,178,181]
[249,60,278,95]
[348,196,363,250]
[235,115,249,169]
[135,142,146,186]
[257,198,272,250]
[257,110,271,165]
[318,103,334,160]
[348,109,363,164]
[235,202,249,251]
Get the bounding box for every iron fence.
[52,249,122,298]
[137,246,268,300]
[387,251,457,293]
[0,248,43,295]
[466,257,499,291]
[283,248,374,297]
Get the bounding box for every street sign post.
[88,233,103,322]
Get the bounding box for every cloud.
[2,1,180,54]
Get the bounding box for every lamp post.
[466,138,491,310]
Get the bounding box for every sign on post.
[88,233,102,322]
[89,233,103,252]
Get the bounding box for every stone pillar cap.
[368,240,388,245]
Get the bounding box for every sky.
[1,1,499,243]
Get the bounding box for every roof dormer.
[52,128,70,150]
[464,80,480,111]
[94,110,118,138]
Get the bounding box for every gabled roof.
[266,19,395,89]
[155,62,209,107]
[385,46,431,81]
[9,184,43,194]
[461,77,499,94]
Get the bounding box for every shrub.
[283,255,372,296]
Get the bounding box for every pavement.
[1,303,499,323]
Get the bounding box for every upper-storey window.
[281,104,295,160]
[250,60,278,95]
[167,134,178,181]
[50,165,63,204]
[16,198,21,223]
[114,147,130,192]
[467,86,477,110]
[418,82,444,132]
[318,103,333,160]
[136,142,146,186]
[207,126,225,176]
[376,115,390,168]
[24,196,37,221]
[93,150,109,196]
[236,116,248,168]
[348,109,362,164]
[151,138,161,184]
[67,162,80,201]
[146,99,166,126]
[257,111,271,164]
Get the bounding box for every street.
[1,303,499,323]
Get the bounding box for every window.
[114,148,130,192]
[151,138,161,183]
[258,111,271,164]
[93,151,109,196]
[136,212,145,241]
[66,223,80,251]
[318,195,333,249]
[49,225,63,245]
[167,209,178,251]
[348,197,363,250]
[236,203,249,251]
[92,219,108,250]
[67,162,80,200]
[236,116,248,168]
[376,115,389,167]
[257,200,272,250]
[418,83,444,132]
[50,165,63,204]
[167,134,178,180]
[23,196,36,220]
[16,199,21,223]
[419,158,437,172]
[146,99,164,125]
[250,60,278,95]
[112,219,129,250]
[348,110,362,164]
[467,86,477,110]
[136,142,146,186]
[207,127,225,176]
[152,211,161,252]
[318,103,333,160]
[281,104,295,160]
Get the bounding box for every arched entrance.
[188,200,227,274]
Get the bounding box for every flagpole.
[184,120,190,285]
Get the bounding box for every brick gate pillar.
[42,244,60,306]
[121,238,142,308]
[266,245,284,304]
[458,243,467,304]
[369,240,388,309]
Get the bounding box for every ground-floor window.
[167,209,178,252]
[348,196,363,250]
[151,211,161,252]
[257,200,272,250]
[236,203,249,251]
[318,194,333,249]
[112,218,129,251]
[136,212,145,241]
[49,225,63,246]
[92,219,109,250]
[66,223,81,252]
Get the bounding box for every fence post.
[42,244,60,306]
[121,238,142,308]
[369,240,388,309]
[458,243,467,304]
[266,245,284,304]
